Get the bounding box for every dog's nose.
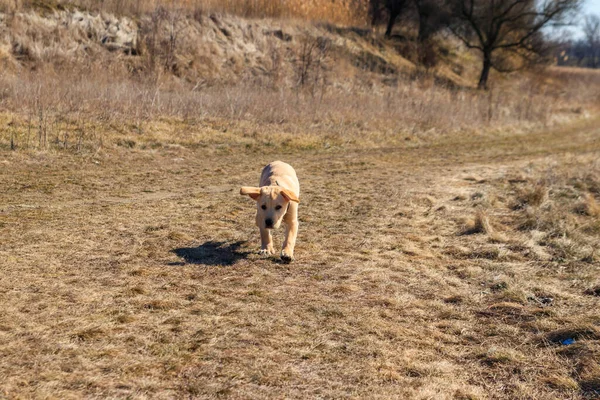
[265,218,273,227]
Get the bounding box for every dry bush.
[574,194,600,217]
[462,208,492,234]
[461,208,507,243]
[510,184,548,210]
[294,35,331,96]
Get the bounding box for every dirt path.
[1,119,599,399]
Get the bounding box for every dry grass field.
[1,3,600,399]
[1,111,600,398]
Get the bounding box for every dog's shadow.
[170,241,250,266]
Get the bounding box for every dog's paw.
[258,249,273,257]
[280,250,294,263]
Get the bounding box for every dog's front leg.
[259,227,275,256]
[281,219,298,263]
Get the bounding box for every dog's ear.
[240,187,261,201]
[281,188,300,203]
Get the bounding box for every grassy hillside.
[1,7,599,154]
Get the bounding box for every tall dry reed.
[0,0,370,25]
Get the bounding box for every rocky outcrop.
[0,8,433,85]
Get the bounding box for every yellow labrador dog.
[240,161,300,262]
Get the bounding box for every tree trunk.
[370,0,381,27]
[478,52,492,90]
[385,11,399,38]
[417,11,428,43]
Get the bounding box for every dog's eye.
[275,205,282,210]
[261,205,267,210]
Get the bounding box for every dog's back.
[260,161,300,196]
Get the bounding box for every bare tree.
[583,14,600,68]
[412,0,453,66]
[571,39,588,65]
[450,0,581,89]
[413,0,451,43]
[371,0,451,41]
[142,7,187,74]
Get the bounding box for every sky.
[584,0,600,15]
[575,0,600,37]
[553,0,600,39]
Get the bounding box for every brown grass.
[1,110,600,398]
[506,160,600,263]
[1,6,600,400]
[574,194,600,217]
[1,68,581,153]
[0,0,370,25]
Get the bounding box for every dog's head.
[240,186,299,229]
